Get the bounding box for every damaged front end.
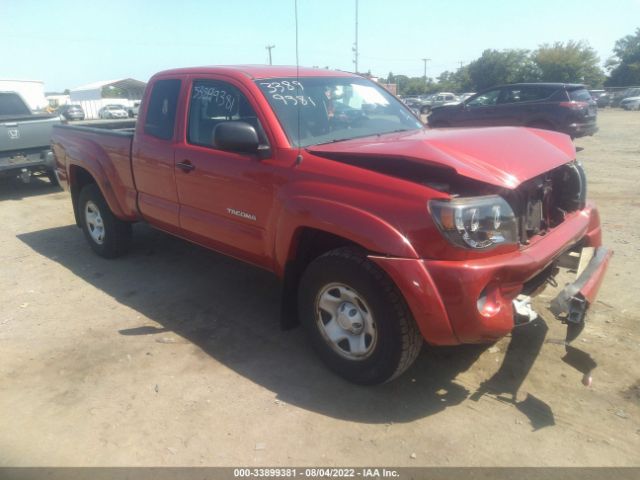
[503,162,612,336]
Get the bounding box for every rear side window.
[0,93,31,116]
[500,86,556,104]
[568,88,592,102]
[144,79,181,140]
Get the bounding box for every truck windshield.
[0,93,31,116]
[256,77,422,147]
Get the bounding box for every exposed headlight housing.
[429,195,518,250]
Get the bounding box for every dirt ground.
[0,109,639,467]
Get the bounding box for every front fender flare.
[273,195,419,275]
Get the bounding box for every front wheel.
[298,247,423,385]
[78,184,131,258]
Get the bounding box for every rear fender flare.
[68,158,128,221]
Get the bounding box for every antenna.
[352,0,359,73]
[294,0,303,164]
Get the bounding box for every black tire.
[298,247,423,385]
[46,169,60,187]
[78,184,131,258]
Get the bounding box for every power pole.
[352,0,359,73]
[422,58,430,84]
[266,45,275,65]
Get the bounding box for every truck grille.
[511,162,586,244]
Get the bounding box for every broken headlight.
[429,195,518,249]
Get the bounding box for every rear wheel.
[298,247,423,385]
[78,184,131,258]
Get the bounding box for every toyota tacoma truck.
[1,91,61,184]
[51,66,612,384]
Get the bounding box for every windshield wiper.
[311,129,416,147]
[381,128,412,135]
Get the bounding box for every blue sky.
[2,0,640,91]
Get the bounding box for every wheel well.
[280,228,362,330]
[69,166,96,226]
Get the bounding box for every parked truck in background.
[51,66,612,384]
[1,91,61,184]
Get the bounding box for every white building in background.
[0,79,47,111]
[70,78,147,119]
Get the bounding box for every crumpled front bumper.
[370,203,611,346]
[550,246,612,324]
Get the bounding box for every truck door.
[173,78,276,269]
[131,78,182,234]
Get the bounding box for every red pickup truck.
[51,66,612,384]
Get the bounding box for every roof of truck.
[153,65,359,80]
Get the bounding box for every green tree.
[466,49,539,91]
[391,74,409,94]
[435,71,459,92]
[435,67,473,92]
[533,41,605,87]
[606,28,640,86]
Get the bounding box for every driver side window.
[467,89,501,107]
[187,80,267,148]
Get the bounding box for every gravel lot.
[0,109,639,467]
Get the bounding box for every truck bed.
[51,120,138,220]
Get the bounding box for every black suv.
[56,104,85,121]
[428,83,598,138]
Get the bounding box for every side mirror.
[212,121,260,153]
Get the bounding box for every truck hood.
[307,126,576,189]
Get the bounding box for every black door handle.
[176,160,195,172]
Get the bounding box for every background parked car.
[428,83,598,138]
[610,88,640,107]
[428,92,459,109]
[620,95,640,110]
[0,91,61,184]
[402,96,431,115]
[56,104,85,121]
[126,101,141,118]
[98,104,128,119]
[589,90,611,108]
